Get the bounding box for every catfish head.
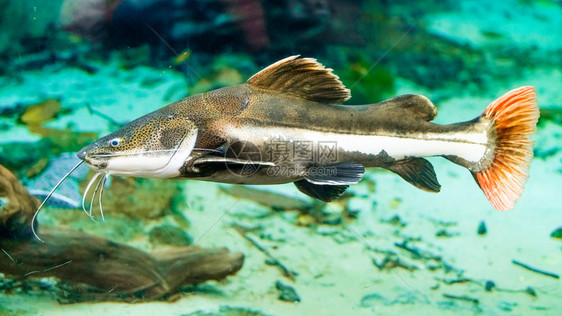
[77,111,198,178]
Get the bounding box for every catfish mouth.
[77,146,109,170]
[78,153,109,171]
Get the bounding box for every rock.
[321,216,342,226]
[361,290,428,307]
[497,301,516,312]
[525,286,537,297]
[316,226,339,236]
[345,198,371,219]
[345,207,360,219]
[392,291,430,305]
[360,292,389,307]
[275,280,301,303]
[381,214,406,227]
[442,293,479,304]
[295,214,316,227]
[229,205,271,219]
[484,280,495,292]
[436,229,458,238]
[477,221,487,236]
[550,227,562,240]
[372,256,418,272]
[332,230,356,244]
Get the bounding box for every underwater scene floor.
[1,1,561,315]
[1,60,560,316]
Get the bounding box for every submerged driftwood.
[0,164,243,303]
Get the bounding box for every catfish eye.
[110,138,121,147]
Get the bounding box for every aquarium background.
[0,0,561,315]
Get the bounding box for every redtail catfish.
[34,56,539,238]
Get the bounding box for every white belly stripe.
[228,126,488,163]
[303,131,487,162]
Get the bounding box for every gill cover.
[78,113,198,178]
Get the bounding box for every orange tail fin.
[474,86,539,210]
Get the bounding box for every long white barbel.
[31,160,84,242]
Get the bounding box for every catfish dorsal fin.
[247,56,351,104]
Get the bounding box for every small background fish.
[25,153,90,209]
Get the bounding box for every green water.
[0,0,561,315]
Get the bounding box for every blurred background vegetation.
[3,0,555,103]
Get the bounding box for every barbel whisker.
[82,172,101,220]
[31,160,84,242]
[89,173,104,219]
[193,147,223,153]
[98,173,109,221]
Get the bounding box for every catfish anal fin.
[294,180,348,202]
[387,158,441,192]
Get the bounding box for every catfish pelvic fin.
[387,158,441,192]
[294,180,348,202]
[247,56,351,104]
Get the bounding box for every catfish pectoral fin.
[294,180,349,202]
[185,156,275,179]
[387,158,441,193]
[190,156,275,176]
[193,156,275,167]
